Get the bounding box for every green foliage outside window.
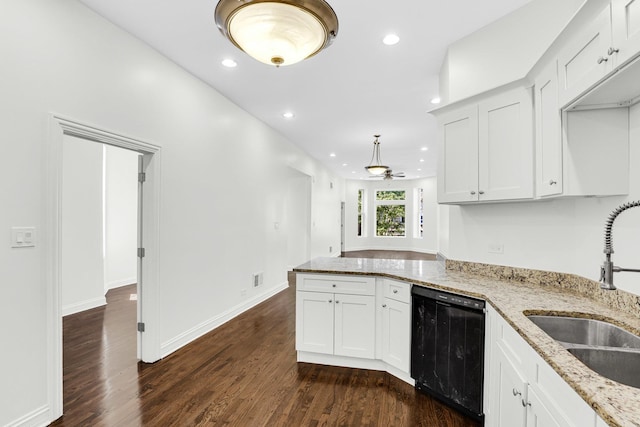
[376,190,405,201]
[375,190,406,236]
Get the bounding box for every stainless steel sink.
[527,315,640,349]
[567,348,640,389]
[527,315,640,388]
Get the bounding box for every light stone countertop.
[293,257,640,427]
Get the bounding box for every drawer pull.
[393,289,398,294]
[332,284,336,288]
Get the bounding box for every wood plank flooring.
[51,269,479,426]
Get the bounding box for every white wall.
[440,0,586,103]
[344,177,438,254]
[61,136,105,315]
[104,145,138,291]
[285,169,311,269]
[440,104,640,296]
[0,0,343,425]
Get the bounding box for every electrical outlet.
[252,272,263,287]
[488,243,504,254]
[329,246,333,253]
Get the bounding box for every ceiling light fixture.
[364,134,389,175]
[214,0,339,67]
[382,34,400,46]
[221,58,238,68]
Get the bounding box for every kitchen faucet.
[600,200,640,290]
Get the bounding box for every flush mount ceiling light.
[364,135,389,175]
[214,0,339,67]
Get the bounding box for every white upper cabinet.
[534,61,563,197]
[611,0,640,66]
[558,5,613,108]
[436,86,534,204]
[437,105,479,203]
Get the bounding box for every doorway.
[46,115,161,420]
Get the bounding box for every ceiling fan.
[368,169,406,180]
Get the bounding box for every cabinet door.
[437,105,479,203]
[535,61,563,197]
[525,388,562,427]
[612,0,640,66]
[381,298,410,373]
[493,344,527,427]
[558,5,613,107]
[334,294,375,359]
[478,87,534,201]
[295,291,334,354]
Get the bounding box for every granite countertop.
[294,257,640,427]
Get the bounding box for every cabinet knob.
[328,299,332,303]
[335,300,340,304]
[470,190,476,195]
[332,284,336,288]
[597,56,608,64]
[478,190,485,195]
[608,47,619,56]
[393,289,398,294]
[549,179,557,185]
[382,304,387,308]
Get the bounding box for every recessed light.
[221,58,237,68]
[419,159,425,163]
[282,111,295,119]
[382,34,400,46]
[430,97,441,104]
[342,163,348,167]
[329,153,336,157]
[351,171,356,174]
[417,168,422,171]
[421,147,429,151]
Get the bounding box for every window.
[357,189,365,237]
[415,188,424,238]
[375,190,405,237]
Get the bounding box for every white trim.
[343,246,438,255]
[5,404,51,427]
[105,277,137,290]
[296,351,414,386]
[46,114,162,423]
[62,297,107,317]
[160,282,289,358]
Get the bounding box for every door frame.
[46,114,162,420]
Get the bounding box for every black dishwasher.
[411,286,485,422]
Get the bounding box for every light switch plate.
[488,243,504,254]
[11,227,36,248]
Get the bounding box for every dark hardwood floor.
[52,258,478,426]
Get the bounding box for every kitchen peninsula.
[294,257,640,427]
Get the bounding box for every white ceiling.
[78,0,532,180]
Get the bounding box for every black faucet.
[600,200,640,290]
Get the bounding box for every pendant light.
[365,135,389,175]
[214,0,339,67]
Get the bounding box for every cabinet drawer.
[297,274,375,295]
[383,280,410,303]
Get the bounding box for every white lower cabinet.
[295,274,412,383]
[296,274,375,359]
[380,280,411,373]
[485,305,599,427]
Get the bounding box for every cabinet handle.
[478,190,485,195]
[597,56,608,64]
[382,304,387,308]
[549,179,557,185]
[470,190,476,195]
[393,289,398,294]
[608,47,619,55]
[512,388,521,397]
[522,399,531,407]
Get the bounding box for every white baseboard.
[297,351,414,386]
[6,404,51,427]
[160,281,289,358]
[62,296,106,317]
[105,277,136,290]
